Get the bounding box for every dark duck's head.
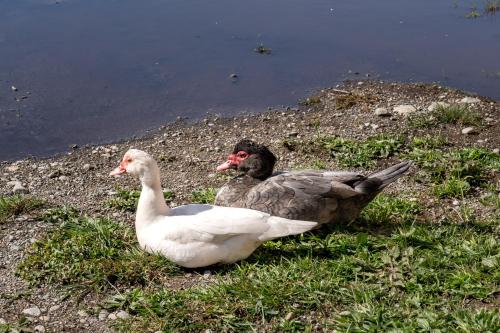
[216,139,277,180]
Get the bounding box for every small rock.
[71,144,78,149]
[229,73,238,79]
[287,131,299,138]
[49,305,60,313]
[339,311,351,316]
[203,270,211,277]
[107,313,117,320]
[452,200,460,206]
[11,181,29,194]
[0,318,6,324]
[77,310,88,317]
[460,97,480,104]
[34,325,45,332]
[357,81,364,85]
[493,148,499,154]
[427,101,449,112]
[116,310,130,320]
[82,163,92,171]
[6,165,19,172]
[485,117,494,122]
[285,312,294,320]
[374,107,390,116]
[98,309,109,321]
[40,316,49,322]
[58,175,68,181]
[461,127,477,135]
[48,170,61,178]
[370,124,379,130]
[22,306,41,317]
[11,86,18,92]
[393,104,417,116]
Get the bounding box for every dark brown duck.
[216,139,412,225]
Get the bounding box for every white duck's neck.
[135,162,170,229]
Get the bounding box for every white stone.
[493,148,499,154]
[460,97,481,104]
[452,200,460,206]
[427,101,450,112]
[0,318,6,324]
[34,325,45,332]
[22,306,41,317]
[461,127,477,135]
[77,310,88,317]
[107,313,117,320]
[10,181,29,194]
[48,305,60,313]
[6,165,19,172]
[374,107,390,116]
[485,117,494,122]
[116,310,130,320]
[98,309,109,321]
[393,104,417,116]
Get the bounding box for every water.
[1,0,499,160]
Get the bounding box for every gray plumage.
[215,140,412,225]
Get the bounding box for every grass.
[318,134,405,168]
[0,195,45,223]
[190,188,217,204]
[298,95,321,106]
[103,209,500,332]
[407,147,499,198]
[466,7,482,18]
[358,195,422,225]
[106,187,174,212]
[408,104,481,128]
[17,208,179,291]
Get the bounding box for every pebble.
[393,104,417,116]
[285,312,294,320]
[77,310,88,317]
[287,131,299,138]
[461,127,477,135]
[116,310,130,320]
[49,305,60,313]
[82,163,92,171]
[58,175,68,181]
[107,313,117,320]
[98,309,109,321]
[485,117,494,122]
[22,306,41,317]
[459,97,481,104]
[374,107,390,116]
[6,165,19,172]
[11,86,18,92]
[0,318,6,324]
[34,325,45,332]
[339,311,351,316]
[493,148,499,154]
[427,101,449,112]
[9,180,29,194]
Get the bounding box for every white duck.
[110,149,317,268]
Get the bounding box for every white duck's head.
[110,149,156,178]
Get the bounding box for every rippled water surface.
[1,0,499,159]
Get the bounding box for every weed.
[298,95,321,106]
[467,7,482,18]
[410,135,449,149]
[485,0,500,13]
[334,93,377,110]
[254,44,272,55]
[0,195,44,223]
[320,134,404,168]
[17,212,179,290]
[190,188,217,204]
[106,187,174,212]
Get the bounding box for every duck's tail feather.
[354,161,412,194]
[258,217,317,241]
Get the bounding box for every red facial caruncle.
[216,150,249,171]
[110,154,132,176]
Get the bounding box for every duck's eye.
[127,158,133,163]
[237,151,248,158]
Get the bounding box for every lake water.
[1,0,499,160]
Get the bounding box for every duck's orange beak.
[109,163,126,177]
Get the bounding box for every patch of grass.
[334,93,377,110]
[410,134,449,149]
[106,187,174,211]
[319,134,405,168]
[298,95,321,106]
[190,188,217,204]
[105,217,500,332]
[407,147,499,197]
[0,318,30,333]
[407,104,481,128]
[433,177,472,198]
[433,104,481,126]
[0,195,45,223]
[17,210,179,290]
[360,195,422,224]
